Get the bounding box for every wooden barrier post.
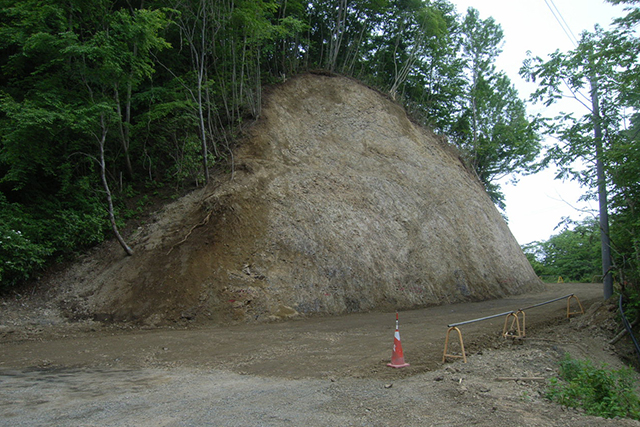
[443,311,513,363]
[567,294,584,318]
[442,326,467,363]
[502,312,523,338]
[442,294,584,364]
[516,310,526,338]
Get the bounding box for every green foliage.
[522,25,638,189]
[0,182,107,290]
[453,8,541,208]
[0,0,550,289]
[604,4,640,295]
[523,218,601,282]
[608,113,640,287]
[523,250,548,278]
[0,0,168,287]
[0,195,52,289]
[48,206,106,253]
[547,354,640,420]
[522,15,640,300]
[0,227,51,289]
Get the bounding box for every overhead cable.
[543,0,579,47]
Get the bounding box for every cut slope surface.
[54,74,542,325]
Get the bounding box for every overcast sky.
[450,0,627,245]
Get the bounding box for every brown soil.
[1,74,637,425]
[2,282,640,426]
[34,73,540,327]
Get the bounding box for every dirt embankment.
[30,73,540,327]
[1,283,640,426]
[2,74,636,427]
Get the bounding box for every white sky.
[450,0,627,245]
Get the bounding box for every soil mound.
[51,73,541,325]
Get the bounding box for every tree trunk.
[98,114,134,256]
[114,84,134,179]
[328,0,347,72]
[590,77,613,299]
[197,66,209,185]
[196,0,209,185]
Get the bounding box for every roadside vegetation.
[0,0,542,289]
[523,218,602,283]
[547,353,640,420]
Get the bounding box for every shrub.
[546,354,640,420]
[0,227,52,289]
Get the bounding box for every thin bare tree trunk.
[98,113,134,256]
[197,0,210,185]
[114,84,134,179]
[328,0,347,71]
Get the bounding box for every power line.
[542,0,592,106]
[549,0,580,45]
[543,0,579,47]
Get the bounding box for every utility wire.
[545,0,579,47]
[543,0,578,47]
[619,294,640,366]
[542,0,592,106]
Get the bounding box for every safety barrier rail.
[443,311,514,363]
[508,294,584,339]
[443,293,584,363]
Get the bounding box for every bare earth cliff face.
[55,74,541,325]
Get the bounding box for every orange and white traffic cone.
[387,312,410,368]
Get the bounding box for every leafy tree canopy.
[0,0,544,290]
[523,218,601,282]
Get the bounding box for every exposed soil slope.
[40,73,540,326]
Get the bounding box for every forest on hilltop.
[0,0,638,301]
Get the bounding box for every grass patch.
[547,354,640,420]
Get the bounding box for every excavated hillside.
[49,73,541,326]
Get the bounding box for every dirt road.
[2,283,639,426]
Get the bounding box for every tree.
[460,7,502,150]
[608,114,640,288]
[64,7,171,255]
[110,7,173,180]
[521,24,639,298]
[523,218,601,282]
[170,0,221,185]
[386,2,446,99]
[169,0,304,183]
[452,8,541,209]
[0,0,113,267]
[604,1,640,291]
[400,0,466,132]
[0,1,171,258]
[305,0,391,75]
